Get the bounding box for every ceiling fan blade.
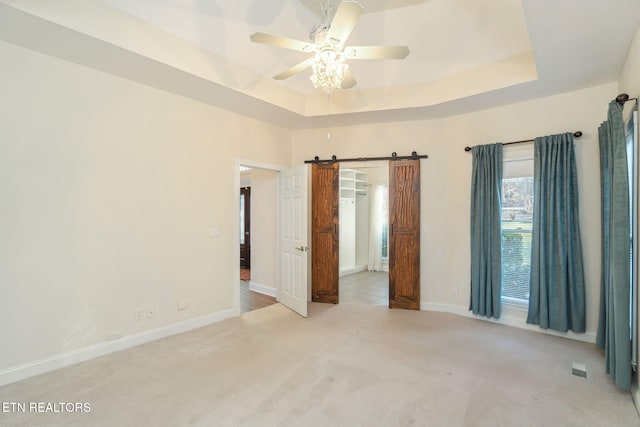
[326,1,364,48]
[341,69,357,89]
[250,32,317,53]
[273,58,317,80]
[344,46,410,60]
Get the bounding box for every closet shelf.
[339,168,368,200]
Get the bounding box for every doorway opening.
[240,185,251,274]
[311,158,421,309]
[237,163,277,313]
[338,161,389,305]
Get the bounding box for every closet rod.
[304,151,428,164]
[463,131,583,152]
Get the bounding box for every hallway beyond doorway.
[240,280,276,313]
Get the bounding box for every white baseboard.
[249,281,276,297]
[339,265,367,277]
[0,308,236,387]
[421,302,597,344]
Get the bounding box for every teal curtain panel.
[596,101,631,391]
[527,133,586,333]
[470,143,503,319]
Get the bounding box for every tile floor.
[339,270,389,305]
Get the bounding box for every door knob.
[295,246,309,252]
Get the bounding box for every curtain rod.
[304,151,428,164]
[463,131,583,152]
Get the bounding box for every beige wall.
[292,82,618,340]
[0,40,291,372]
[620,27,640,105]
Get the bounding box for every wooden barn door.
[389,159,420,309]
[311,162,340,303]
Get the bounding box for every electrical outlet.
[177,300,188,311]
[135,308,144,321]
[451,286,459,296]
[147,305,156,319]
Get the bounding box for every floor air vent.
[572,362,587,379]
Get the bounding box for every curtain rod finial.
[616,93,630,104]
[573,131,583,138]
[464,146,472,152]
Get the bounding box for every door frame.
[232,158,287,316]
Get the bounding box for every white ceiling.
[1,0,639,128]
[100,0,534,94]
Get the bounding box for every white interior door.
[277,165,308,317]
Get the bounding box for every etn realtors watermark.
[2,402,91,413]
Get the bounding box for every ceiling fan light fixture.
[250,1,408,93]
[310,48,348,95]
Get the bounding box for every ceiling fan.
[249,0,410,94]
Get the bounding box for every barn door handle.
[334,224,338,236]
[390,224,394,236]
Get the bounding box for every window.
[625,109,638,341]
[501,145,534,306]
[501,176,533,305]
[381,223,388,258]
[381,191,389,259]
[370,184,389,260]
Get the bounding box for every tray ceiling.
[0,0,639,128]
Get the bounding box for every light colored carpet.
[0,302,638,426]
